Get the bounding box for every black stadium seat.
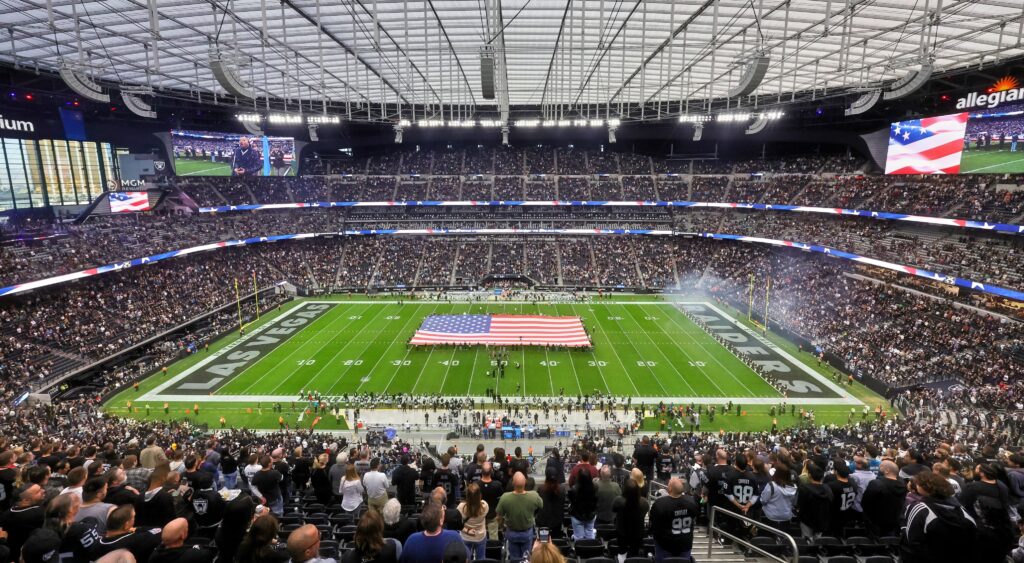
[574,539,606,559]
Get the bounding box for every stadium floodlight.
[450,120,476,127]
[883,63,932,101]
[542,120,558,127]
[761,110,784,120]
[515,119,540,127]
[845,89,882,116]
[557,120,572,127]
[120,92,156,119]
[268,113,302,125]
[679,114,712,123]
[307,115,341,125]
[573,119,589,127]
[398,119,412,127]
[236,113,262,123]
[727,54,771,98]
[478,119,502,127]
[589,119,604,127]
[606,118,621,128]
[717,113,751,122]
[417,119,444,127]
[58,62,109,103]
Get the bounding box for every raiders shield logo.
[193,498,208,515]
[154,161,166,172]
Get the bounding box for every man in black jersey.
[705,449,734,514]
[0,483,46,560]
[431,454,462,508]
[657,449,675,482]
[91,504,161,561]
[726,453,760,517]
[825,462,857,537]
[649,478,699,562]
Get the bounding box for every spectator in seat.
[391,455,418,508]
[149,517,215,563]
[340,463,365,516]
[342,510,398,563]
[759,462,797,531]
[535,467,566,539]
[595,465,620,527]
[568,469,598,540]
[456,482,488,560]
[0,483,47,560]
[382,498,416,545]
[648,478,698,563]
[796,461,832,539]
[286,523,338,563]
[92,504,161,562]
[237,513,288,563]
[399,503,465,563]
[632,436,657,481]
[612,478,649,558]
[310,453,334,505]
[901,470,978,563]
[862,460,906,538]
[496,472,543,562]
[76,477,116,534]
[44,492,103,563]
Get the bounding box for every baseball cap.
[21,529,61,563]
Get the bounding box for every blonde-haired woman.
[340,463,365,516]
[630,467,650,498]
[311,453,333,504]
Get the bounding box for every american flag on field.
[108,191,151,213]
[410,314,591,347]
[885,112,969,175]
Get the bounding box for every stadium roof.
[1,0,1023,122]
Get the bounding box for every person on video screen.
[270,145,290,176]
[231,137,262,176]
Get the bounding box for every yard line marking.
[573,303,639,396]
[349,303,431,394]
[621,305,700,396]
[381,302,444,394]
[559,303,601,395]
[659,304,754,396]
[264,303,391,395]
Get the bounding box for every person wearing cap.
[91,504,161,562]
[148,517,214,563]
[76,477,116,534]
[0,483,46,560]
[20,528,62,563]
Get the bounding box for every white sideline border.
[136,300,864,406]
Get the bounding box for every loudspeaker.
[480,50,495,100]
[727,55,770,98]
[883,64,932,101]
[121,92,157,118]
[210,55,255,99]
[844,89,881,116]
[59,63,110,103]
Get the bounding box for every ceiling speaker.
[727,55,770,98]
[883,64,932,101]
[210,55,255,99]
[480,48,495,100]
[844,89,881,116]
[59,63,109,103]
[121,92,156,118]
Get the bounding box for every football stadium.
[1,2,1024,562]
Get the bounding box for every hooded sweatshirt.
[760,481,798,522]
[796,481,833,532]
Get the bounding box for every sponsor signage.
[955,75,1024,110]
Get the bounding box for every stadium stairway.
[693,526,758,562]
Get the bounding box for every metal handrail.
[707,506,798,563]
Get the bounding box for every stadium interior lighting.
[398,119,412,127]
[307,115,340,125]
[761,110,784,120]
[557,120,572,127]
[717,113,751,122]
[450,120,476,127]
[417,119,445,127]
[478,119,503,127]
[236,113,262,123]
[542,120,558,127]
[679,115,713,123]
[515,119,540,127]
[606,119,621,128]
[268,113,302,125]
[589,119,603,127]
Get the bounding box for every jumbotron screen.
[170,129,296,177]
[885,104,1024,174]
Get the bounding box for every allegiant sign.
[955,76,1024,110]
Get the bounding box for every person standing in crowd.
[329,453,348,505]
[706,449,734,515]
[797,462,832,539]
[632,436,657,481]
[44,493,102,563]
[536,467,566,540]
[759,462,797,531]
[595,466,620,527]
[902,470,978,563]
[568,470,598,540]
[649,478,698,562]
[382,498,417,545]
[237,513,289,563]
[342,510,399,563]
[862,460,906,538]
[612,478,650,558]
[496,472,543,562]
[310,453,334,505]
[364,458,390,514]
[252,455,284,516]
[478,463,505,542]
[391,455,419,508]
[400,503,465,563]
[340,463,365,516]
[825,462,857,537]
[76,478,116,534]
[961,463,1016,563]
[0,483,47,559]
[457,483,488,560]
[92,504,162,562]
[232,137,262,177]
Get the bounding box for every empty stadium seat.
[574,539,606,559]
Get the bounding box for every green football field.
[960,147,1024,173]
[106,296,872,430]
[173,158,233,176]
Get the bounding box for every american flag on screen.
[108,191,151,213]
[410,314,591,347]
[885,112,969,175]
